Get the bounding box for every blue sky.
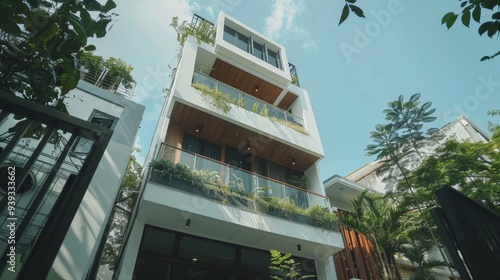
[89,0,500,180]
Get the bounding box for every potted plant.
[289,175,311,190]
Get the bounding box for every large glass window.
[134,226,315,280]
[182,133,221,161]
[223,25,282,70]
[178,236,236,267]
[223,25,249,52]
[140,226,175,256]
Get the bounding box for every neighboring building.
[323,116,488,280]
[347,116,490,194]
[114,13,343,280]
[324,175,380,280]
[0,66,144,279]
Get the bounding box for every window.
[71,110,117,158]
[252,41,264,60]
[182,133,221,161]
[267,49,281,69]
[223,25,249,52]
[223,25,283,70]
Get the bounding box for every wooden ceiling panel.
[277,92,297,110]
[169,102,318,172]
[209,59,282,105]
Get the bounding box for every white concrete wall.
[49,84,144,280]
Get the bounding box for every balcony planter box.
[150,169,205,196]
[227,195,254,210]
[290,213,310,225]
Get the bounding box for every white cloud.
[264,0,301,40]
[301,39,317,50]
[206,6,215,18]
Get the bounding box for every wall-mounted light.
[195,124,204,133]
[292,158,296,165]
[246,142,251,150]
[255,85,259,92]
[298,244,302,252]
[185,219,191,228]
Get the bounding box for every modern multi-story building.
[0,65,144,279]
[114,12,344,280]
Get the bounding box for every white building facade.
[0,76,144,279]
[115,13,343,280]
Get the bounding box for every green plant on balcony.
[269,117,309,135]
[235,98,246,108]
[305,205,338,230]
[150,159,204,186]
[260,107,269,117]
[79,51,135,90]
[278,198,306,218]
[289,175,311,190]
[252,102,260,113]
[192,83,232,113]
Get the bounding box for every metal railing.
[289,63,300,87]
[80,66,135,100]
[155,144,329,209]
[192,71,304,127]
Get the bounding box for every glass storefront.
[133,225,317,280]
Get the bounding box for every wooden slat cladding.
[334,210,381,280]
[209,59,282,105]
[277,92,298,110]
[168,102,318,172]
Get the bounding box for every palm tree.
[339,191,418,280]
[399,237,447,280]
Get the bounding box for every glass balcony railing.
[192,71,304,127]
[154,144,329,210]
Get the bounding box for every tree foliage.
[0,0,118,113]
[269,250,315,280]
[100,150,143,270]
[170,16,215,46]
[339,191,420,279]
[337,0,500,60]
[405,130,500,214]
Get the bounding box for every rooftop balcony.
[148,144,337,230]
[192,71,305,131]
[79,65,136,100]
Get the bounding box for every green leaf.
[487,23,497,37]
[35,21,60,42]
[409,93,420,103]
[442,12,455,25]
[472,5,481,23]
[462,10,471,27]
[94,18,112,38]
[102,0,117,13]
[346,0,356,3]
[446,14,458,29]
[60,72,78,94]
[339,4,350,26]
[84,44,96,51]
[479,21,492,35]
[349,4,365,18]
[493,12,500,20]
[461,1,467,8]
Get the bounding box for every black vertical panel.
[432,186,500,279]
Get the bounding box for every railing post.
[192,153,197,170]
